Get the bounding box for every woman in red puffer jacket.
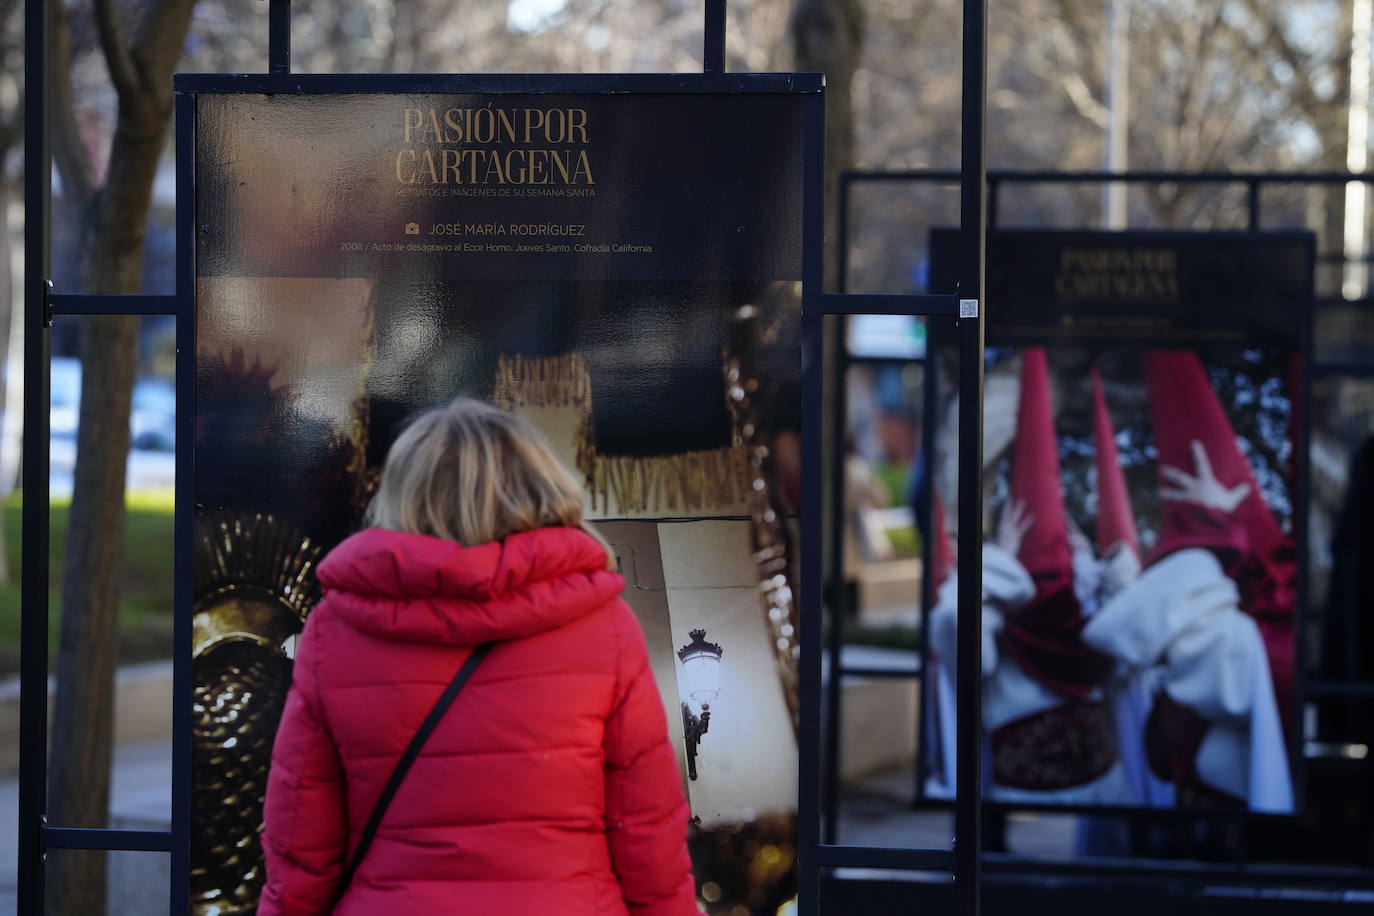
[259,398,699,915]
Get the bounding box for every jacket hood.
[317,526,624,645]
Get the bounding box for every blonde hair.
[366,398,612,565]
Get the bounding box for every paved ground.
[0,739,171,916]
[0,760,15,915]
[837,764,1076,858]
[48,444,176,499]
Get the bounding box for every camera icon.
[404,222,420,235]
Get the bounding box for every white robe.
[926,544,1133,805]
[1075,545,1174,809]
[1081,547,1293,812]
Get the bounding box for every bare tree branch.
[51,0,97,205]
[1048,19,1108,127]
[128,0,197,118]
[1237,0,1343,158]
[94,0,141,101]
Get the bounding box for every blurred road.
[48,441,176,499]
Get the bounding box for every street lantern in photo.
[678,629,723,780]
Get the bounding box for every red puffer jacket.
[259,526,699,915]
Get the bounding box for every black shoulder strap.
[337,642,493,894]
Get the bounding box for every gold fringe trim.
[493,353,592,409]
[578,433,751,515]
[494,353,749,514]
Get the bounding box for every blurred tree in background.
[792,0,863,287]
[847,0,1354,292]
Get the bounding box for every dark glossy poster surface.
[193,93,802,915]
[923,230,1311,820]
[931,228,1310,348]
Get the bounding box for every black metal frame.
[18,2,195,913]
[821,166,1374,895]
[16,7,48,914]
[19,2,991,915]
[807,4,988,915]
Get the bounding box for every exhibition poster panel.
[924,230,1310,818]
[193,92,803,914]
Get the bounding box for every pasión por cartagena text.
[396,107,595,187]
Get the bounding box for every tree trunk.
[791,0,863,292]
[44,127,153,916]
[45,318,137,916]
[45,2,197,911]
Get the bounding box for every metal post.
[955,0,988,915]
[19,0,52,911]
[170,92,195,914]
[822,317,847,846]
[837,174,850,293]
[824,167,851,847]
[703,0,726,73]
[797,89,827,916]
[269,0,291,74]
[1248,180,1261,232]
[1292,235,1316,813]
